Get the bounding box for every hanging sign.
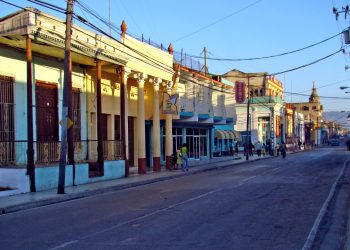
[162,92,179,114]
[235,81,245,103]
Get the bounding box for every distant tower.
[309,81,320,103]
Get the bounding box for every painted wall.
[0,161,125,194]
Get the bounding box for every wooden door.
[35,82,58,163]
[36,82,58,142]
[128,117,134,167]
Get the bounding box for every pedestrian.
[181,143,189,171]
[262,143,266,157]
[235,142,239,156]
[229,146,234,156]
[249,141,254,156]
[171,151,177,170]
[255,141,262,157]
[275,143,280,156]
[347,139,350,151]
[176,147,183,170]
[280,141,286,159]
[298,140,301,150]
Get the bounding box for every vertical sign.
[162,92,179,114]
[235,81,245,103]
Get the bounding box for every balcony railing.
[0,140,123,168]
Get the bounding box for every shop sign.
[235,81,245,103]
[162,92,179,114]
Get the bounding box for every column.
[96,60,104,175]
[137,73,147,174]
[152,78,162,171]
[165,113,173,170]
[120,67,130,176]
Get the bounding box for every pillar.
[120,67,130,176]
[153,78,162,171]
[137,73,147,174]
[96,60,104,174]
[165,114,172,170]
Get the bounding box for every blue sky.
[2,0,350,114]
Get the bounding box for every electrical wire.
[283,90,350,99]
[172,0,263,43]
[190,30,346,61]
[223,48,346,78]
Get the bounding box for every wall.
[0,161,125,194]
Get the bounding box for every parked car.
[331,139,340,146]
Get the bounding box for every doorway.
[35,81,58,163]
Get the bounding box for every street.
[1,147,350,250]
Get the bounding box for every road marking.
[302,156,350,250]
[48,240,78,250]
[47,164,290,249]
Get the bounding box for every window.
[72,89,81,141]
[0,75,14,142]
[303,106,309,111]
[0,75,14,165]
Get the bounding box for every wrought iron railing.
[0,140,123,167]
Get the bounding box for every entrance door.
[128,117,135,167]
[193,136,200,159]
[36,82,58,163]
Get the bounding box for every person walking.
[176,147,183,170]
[262,143,266,157]
[275,143,280,156]
[181,143,189,171]
[280,141,286,159]
[235,142,239,156]
[255,141,262,157]
[249,141,254,157]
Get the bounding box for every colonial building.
[0,8,174,193]
[223,70,285,148]
[290,83,323,146]
[0,8,240,194]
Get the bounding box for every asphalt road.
[0,147,350,250]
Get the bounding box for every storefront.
[161,125,210,161]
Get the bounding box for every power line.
[172,0,263,43]
[190,30,346,61]
[224,48,346,78]
[283,90,350,99]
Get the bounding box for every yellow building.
[290,83,323,145]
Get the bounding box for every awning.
[215,130,225,139]
[228,131,235,139]
[222,131,230,139]
[234,131,242,141]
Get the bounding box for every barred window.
[0,75,14,142]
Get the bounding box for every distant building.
[223,70,285,147]
[290,83,323,145]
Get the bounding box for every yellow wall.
[123,35,173,81]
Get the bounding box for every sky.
[1,0,350,115]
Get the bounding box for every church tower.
[309,81,320,103]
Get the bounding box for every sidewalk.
[0,154,270,215]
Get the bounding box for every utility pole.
[26,35,35,192]
[246,76,250,160]
[204,47,207,76]
[58,0,74,194]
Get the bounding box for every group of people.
[243,140,287,159]
[171,143,189,172]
